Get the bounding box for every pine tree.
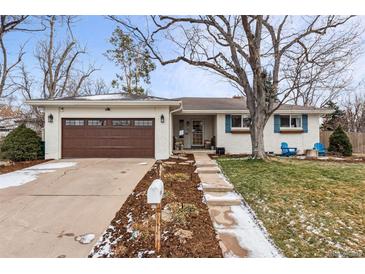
[328,125,352,156]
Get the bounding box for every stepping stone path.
[193,152,281,258]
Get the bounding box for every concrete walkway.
[193,152,281,258]
[0,158,154,258]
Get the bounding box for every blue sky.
[5,16,237,99]
[5,15,365,100]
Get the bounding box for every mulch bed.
[89,153,222,258]
[0,159,49,175]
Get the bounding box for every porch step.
[195,162,218,168]
[203,183,234,192]
[204,191,242,206]
[195,166,221,174]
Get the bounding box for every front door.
[192,120,204,146]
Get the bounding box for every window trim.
[279,114,303,130]
[134,120,153,127]
[87,119,107,126]
[112,119,131,127]
[65,119,85,126]
[231,114,251,129]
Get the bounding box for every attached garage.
[27,93,180,160]
[62,118,155,158]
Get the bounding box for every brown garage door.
[62,118,155,158]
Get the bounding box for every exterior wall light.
[48,114,54,123]
[160,114,165,123]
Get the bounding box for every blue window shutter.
[274,115,280,133]
[225,115,232,133]
[302,114,308,133]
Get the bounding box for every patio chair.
[313,142,327,156]
[281,142,297,156]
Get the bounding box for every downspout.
[169,101,183,155]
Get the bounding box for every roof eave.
[179,109,334,115]
[26,100,181,107]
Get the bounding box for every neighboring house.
[0,105,42,139]
[0,106,22,139]
[27,93,332,160]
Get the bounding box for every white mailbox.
[147,179,164,205]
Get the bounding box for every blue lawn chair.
[281,142,297,156]
[313,142,327,156]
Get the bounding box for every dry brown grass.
[218,158,365,257]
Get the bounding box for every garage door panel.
[62,118,155,158]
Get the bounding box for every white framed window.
[112,119,131,127]
[87,119,106,126]
[231,114,251,128]
[134,120,153,127]
[65,119,84,126]
[280,115,302,129]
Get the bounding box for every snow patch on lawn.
[0,161,77,189]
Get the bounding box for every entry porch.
[172,114,217,150]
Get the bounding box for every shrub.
[1,124,42,162]
[163,172,190,187]
[328,126,352,156]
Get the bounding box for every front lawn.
[218,158,365,258]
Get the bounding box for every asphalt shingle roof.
[32,92,327,111]
[177,97,322,111]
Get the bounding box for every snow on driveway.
[0,162,77,189]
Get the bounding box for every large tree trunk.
[250,112,267,159]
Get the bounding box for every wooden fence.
[320,131,365,154]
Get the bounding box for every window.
[134,120,153,127]
[112,119,131,127]
[291,115,302,128]
[231,114,251,128]
[65,120,84,126]
[87,119,106,126]
[232,115,242,127]
[280,115,290,127]
[280,115,302,128]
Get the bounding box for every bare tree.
[285,23,360,107]
[0,16,42,98]
[110,15,362,159]
[36,16,97,99]
[341,91,365,133]
[80,78,110,95]
[15,63,44,128]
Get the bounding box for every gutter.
[169,101,183,155]
[26,100,181,107]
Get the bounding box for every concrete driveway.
[0,158,154,258]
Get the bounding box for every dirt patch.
[0,159,49,175]
[89,154,222,258]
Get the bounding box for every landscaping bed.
[218,157,365,257]
[0,159,49,175]
[89,154,222,258]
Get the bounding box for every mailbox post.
[147,179,164,253]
